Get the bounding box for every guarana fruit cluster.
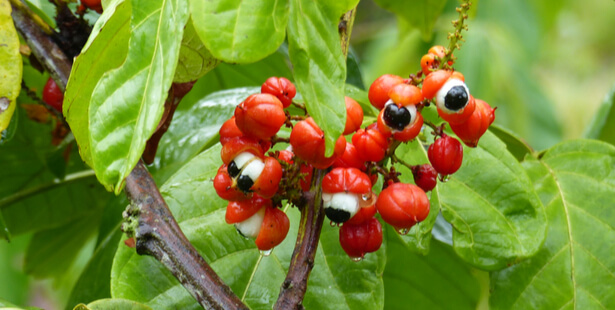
[213,45,495,260]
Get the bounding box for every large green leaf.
[391,140,441,255]
[439,131,547,270]
[112,143,385,309]
[384,228,481,309]
[87,0,189,193]
[0,0,22,134]
[173,18,220,83]
[287,0,358,156]
[489,125,533,162]
[584,84,615,146]
[490,140,615,309]
[189,0,289,63]
[372,0,447,41]
[0,108,111,236]
[65,0,131,169]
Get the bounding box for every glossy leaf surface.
[190,0,289,64]
[491,140,615,309]
[0,0,22,133]
[287,0,358,156]
[87,0,189,193]
[439,131,547,270]
[173,18,220,83]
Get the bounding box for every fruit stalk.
[124,161,247,310]
[274,169,326,310]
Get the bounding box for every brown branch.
[123,161,247,310]
[12,4,247,309]
[274,169,326,310]
[10,0,71,91]
[142,81,196,164]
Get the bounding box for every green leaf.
[74,299,152,310]
[24,214,98,278]
[372,0,447,41]
[489,125,533,162]
[152,87,259,182]
[346,49,365,90]
[87,0,189,193]
[391,140,441,254]
[490,140,615,309]
[0,108,111,236]
[173,18,221,83]
[112,144,385,309]
[0,0,22,133]
[439,131,547,270]
[64,0,132,169]
[384,228,481,309]
[287,0,358,156]
[190,0,289,63]
[345,84,378,119]
[584,83,615,146]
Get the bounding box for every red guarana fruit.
[352,127,388,162]
[234,93,286,140]
[449,99,496,147]
[343,96,364,135]
[368,74,405,110]
[226,195,271,224]
[81,0,103,13]
[345,203,377,226]
[255,206,290,251]
[290,117,346,169]
[339,217,383,259]
[428,134,464,176]
[321,168,372,224]
[261,77,296,108]
[376,183,430,230]
[42,77,64,112]
[333,143,366,170]
[412,164,438,192]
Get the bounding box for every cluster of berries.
[213,45,495,260]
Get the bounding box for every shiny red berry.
[377,104,423,142]
[428,134,463,176]
[255,206,290,251]
[290,117,346,169]
[376,183,430,230]
[333,143,365,170]
[261,77,296,108]
[322,168,372,224]
[412,164,438,192]
[42,77,64,112]
[339,217,383,259]
[234,93,286,140]
[226,195,271,224]
[450,99,496,147]
[352,127,388,162]
[343,96,364,135]
[81,0,102,13]
[368,74,405,110]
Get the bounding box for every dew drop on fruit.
[361,193,371,201]
[350,256,363,262]
[260,249,273,256]
[439,174,451,183]
[396,228,410,235]
[329,221,337,227]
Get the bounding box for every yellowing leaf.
[0,0,23,133]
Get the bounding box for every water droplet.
[361,193,372,201]
[396,228,410,235]
[260,249,273,256]
[329,221,337,227]
[439,174,450,182]
[350,256,363,262]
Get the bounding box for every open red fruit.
[234,93,286,140]
[42,77,64,113]
[261,77,296,108]
[290,117,346,169]
[450,99,496,147]
[226,195,271,224]
[321,167,372,224]
[339,217,383,259]
[428,134,463,176]
[376,182,430,230]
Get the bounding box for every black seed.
[325,207,351,223]
[227,161,240,177]
[444,86,468,111]
[383,104,411,131]
[237,175,254,192]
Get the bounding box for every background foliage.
[1,0,614,309]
